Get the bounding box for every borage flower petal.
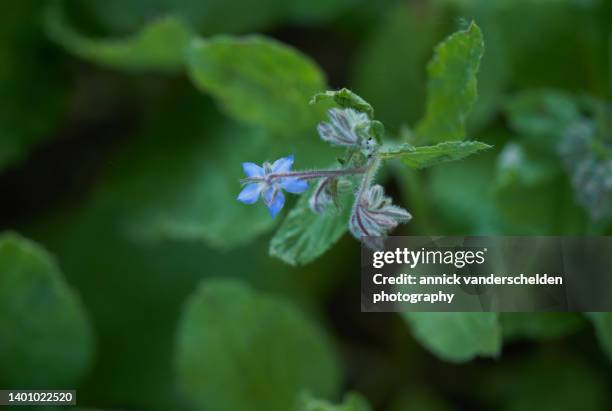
[264,188,285,218]
[280,177,308,194]
[237,183,263,204]
[271,155,294,173]
[242,162,264,178]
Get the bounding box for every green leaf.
[402,313,501,362]
[0,0,67,171]
[380,140,491,169]
[441,1,510,132]
[505,89,580,140]
[269,186,353,266]
[495,141,588,234]
[587,313,612,362]
[187,35,327,135]
[299,392,372,411]
[369,120,385,143]
[46,3,193,72]
[558,120,612,221]
[483,354,609,411]
[310,88,374,118]
[496,142,559,187]
[416,22,484,143]
[176,279,340,411]
[0,232,94,388]
[501,313,584,341]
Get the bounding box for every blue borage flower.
[237,155,308,217]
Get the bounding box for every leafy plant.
[176,279,340,411]
[402,312,501,362]
[259,23,491,264]
[2,1,612,410]
[0,232,94,388]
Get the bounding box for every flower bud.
[317,108,370,148]
[349,184,412,249]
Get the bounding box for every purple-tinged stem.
[241,165,368,185]
[354,158,380,203]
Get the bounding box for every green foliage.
[416,22,484,143]
[298,392,372,411]
[0,0,67,171]
[122,121,280,248]
[401,313,501,362]
[46,4,192,72]
[351,2,441,130]
[71,0,359,36]
[270,187,352,266]
[427,150,503,234]
[267,21,491,263]
[176,279,340,411]
[310,88,374,118]
[70,0,281,35]
[27,150,340,409]
[495,142,558,188]
[505,90,580,140]
[483,354,610,411]
[187,35,326,135]
[96,97,333,248]
[451,2,509,132]
[0,232,94,388]
[588,313,612,362]
[493,141,587,234]
[500,313,585,341]
[501,89,610,226]
[559,120,612,221]
[380,141,491,169]
[368,120,385,143]
[2,0,612,408]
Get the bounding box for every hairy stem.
[355,157,381,202]
[241,165,368,184]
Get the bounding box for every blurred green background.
[1,0,612,410]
